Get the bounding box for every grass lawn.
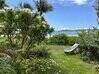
[47,45,99,74]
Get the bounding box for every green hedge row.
[46,34,78,45]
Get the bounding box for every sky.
[6,0,98,30]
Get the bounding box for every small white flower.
[18,8,32,13]
[42,24,46,28]
[37,15,41,19]
[42,21,47,24]
[51,59,56,63]
[0,7,33,15]
[4,7,12,10]
[59,70,61,72]
[0,9,5,13]
[56,72,59,74]
[47,67,51,69]
[15,15,18,19]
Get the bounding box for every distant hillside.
[51,29,93,36]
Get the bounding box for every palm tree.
[0,0,6,9]
[94,0,99,23]
[19,3,33,10]
[94,0,99,17]
[34,0,53,15]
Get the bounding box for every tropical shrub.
[78,29,99,61]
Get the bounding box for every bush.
[12,60,26,74]
[12,58,63,74]
[81,51,91,62]
[47,34,68,45]
[47,34,78,45]
[28,46,50,58]
[67,36,78,45]
[0,43,17,59]
[11,45,63,74]
[0,58,16,74]
[21,58,63,74]
[78,29,99,61]
[18,46,50,59]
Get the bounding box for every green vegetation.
[0,59,16,74]
[78,29,99,61]
[47,34,69,45]
[0,0,61,74]
[48,45,99,74]
[0,0,99,74]
[67,36,78,45]
[47,34,78,45]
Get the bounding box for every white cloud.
[49,0,89,5]
[68,0,88,5]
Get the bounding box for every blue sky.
[6,0,98,30]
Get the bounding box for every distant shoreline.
[51,29,97,36]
